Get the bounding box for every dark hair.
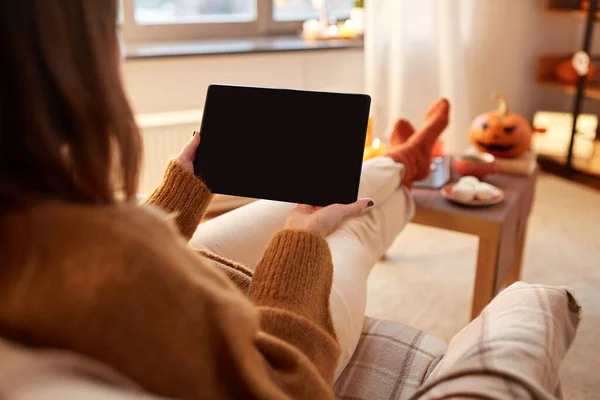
[0,0,141,211]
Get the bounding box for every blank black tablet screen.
[194,84,371,206]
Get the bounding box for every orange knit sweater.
[0,161,339,399]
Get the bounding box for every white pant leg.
[328,186,415,379]
[188,198,293,268]
[188,157,406,269]
[188,157,415,379]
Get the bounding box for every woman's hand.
[284,199,374,238]
[177,130,373,238]
[175,131,200,174]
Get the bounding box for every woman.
[0,0,448,398]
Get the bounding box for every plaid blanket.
[334,317,447,399]
[334,282,580,400]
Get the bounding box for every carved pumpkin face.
[469,95,532,158]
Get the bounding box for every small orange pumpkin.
[555,58,597,86]
[469,94,532,159]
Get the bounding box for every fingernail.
[367,201,374,208]
[193,131,197,137]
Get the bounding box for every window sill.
[125,35,364,60]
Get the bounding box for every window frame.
[121,0,318,43]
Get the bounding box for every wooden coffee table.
[411,168,538,320]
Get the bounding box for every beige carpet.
[366,173,600,400]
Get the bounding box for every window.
[134,0,257,25]
[121,0,354,43]
[274,0,352,21]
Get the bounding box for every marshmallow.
[452,183,476,202]
[457,176,480,190]
[475,182,501,201]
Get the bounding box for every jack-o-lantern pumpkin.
[469,94,532,159]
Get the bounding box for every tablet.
[194,84,371,206]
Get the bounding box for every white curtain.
[365,0,541,153]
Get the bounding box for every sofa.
[0,281,579,399]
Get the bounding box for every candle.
[365,117,374,144]
[302,19,321,41]
[338,19,356,38]
[363,138,388,160]
[350,6,364,34]
[326,24,339,38]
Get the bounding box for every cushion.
[413,282,580,399]
[334,317,447,399]
[334,282,579,400]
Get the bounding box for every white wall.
[122,49,365,115]
[464,1,571,121]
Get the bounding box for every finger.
[296,204,322,212]
[309,199,374,237]
[179,131,201,159]
[318,198,373,223]
[340,198,375,218]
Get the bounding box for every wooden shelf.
[537,140,600,177]
[538,155,600,191]
[538,80,600,100]
[536,54,600,100]
[538,2,600,190]
[545,8,600,19]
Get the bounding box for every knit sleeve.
[249,230,339,383]
[142,160,213,240]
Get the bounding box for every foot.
[386,98,450,186]
[390,119,415,147]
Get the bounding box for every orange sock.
[386,99,450,187]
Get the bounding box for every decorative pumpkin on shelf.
[469,94,533,159]
[555,57,597,86]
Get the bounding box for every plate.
[440,183,504,207]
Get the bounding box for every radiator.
[136,110,203,195]
[136,110,255,213]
